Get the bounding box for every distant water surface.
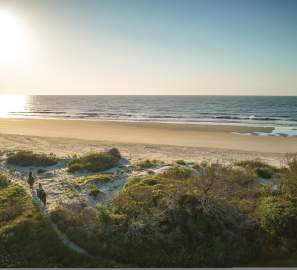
[1,95,297,136]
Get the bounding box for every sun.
[0,11,27,60]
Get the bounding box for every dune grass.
[235,160,279,179]
[107,147,122,159]
[68,152,120,173]
[0,174,9,188]
[6,150,59,167]
[175,159,187,165]
[75,174,116,186]
[160,165,196,179]
[135,159,159,169]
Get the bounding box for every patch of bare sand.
[0,133,287,166]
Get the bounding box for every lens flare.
[0,11,27,60]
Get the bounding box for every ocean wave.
[3,95,297,129]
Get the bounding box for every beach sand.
[1,118,297,165]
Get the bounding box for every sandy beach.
[1,118,296,165]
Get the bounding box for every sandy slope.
[0,133,289,167]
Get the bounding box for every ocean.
[1,95,297,136]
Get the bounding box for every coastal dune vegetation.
[7,150,60,167]
[0,180,112,267]
[1,147,297,267]
[67,149,121,173]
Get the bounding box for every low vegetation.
[235,160,279,179]
[160,165,196,179]
[51,158,297,267]
[107,148,122,159]
[68,150,121,173]
[0,174,9,188]
[75,174,116,186]
[3,150,297,267]
[175,159,187,165]
[0,181,110,267]
[135,159,158,169]
[7,150,59,167]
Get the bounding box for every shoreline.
[3,115,297,129]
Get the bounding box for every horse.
[37,183,46,206]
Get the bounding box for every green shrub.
[175,159,186,165]
[0,174,9,188]
[235,160,278,179]
[136,159,157,169]
[256,167,274,179]
[94,169,261,267]
[257,196,297,239]
[68,152,120,173]
[0,184,103,267]
[76,174,115,186]
[7,151,59,167]
[161,165,195,180]
[107,148,122,159]
[281,154,297,197]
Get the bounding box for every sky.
[0,0,296,95]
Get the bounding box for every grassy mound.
[160,165,196,179]
[0,182,110,267]
[175,159,187,165]
[0,174,9,188]
[235,160,279,179]
[7,151,59,167]
[107,148,122,159]
[68,152,120,173]
[136,159,158,169]
[75,174,116,186]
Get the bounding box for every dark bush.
[175,159,186,165]
[235,160,278,179]
[68,152,120,173]
[107,148,122,159]
[161,165,195,179]
[7,151,59,167]
[136,159,157,169]
[0,174,9,188]
[256,167,274,179]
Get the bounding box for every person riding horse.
[27,169,35,190]
[37,183,46,206]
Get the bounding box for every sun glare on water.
[0,95,28,117]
